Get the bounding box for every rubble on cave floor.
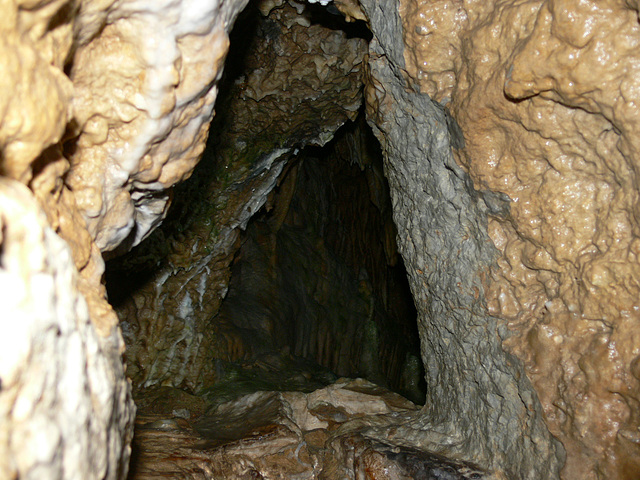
[128,369,486,480]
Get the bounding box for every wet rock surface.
[4,0,640,478]
[67,0,249,254]
[359,0,564,477]
[400,0,640,477]
[128,378,485,480]
[107,1,368,393]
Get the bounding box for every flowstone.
[358,0,565,477]
[128,378,485,479]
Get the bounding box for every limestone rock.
[0,0,74,184]
[4,0,640,478]
[0,178,134,480]
[400,0,640,477]
[359,0,565,477]
[67,0,250,253]
[0,1,250,479]
[108,1,367,393]
[128,378,485,479]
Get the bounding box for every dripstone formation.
[1,0,639,479]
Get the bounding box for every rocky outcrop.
[399,0,640,477]
[67,0,249,254]
[0,178,133,480]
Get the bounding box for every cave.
[2,0,640,479]
[104,6,433,473]
[106,108,427,402]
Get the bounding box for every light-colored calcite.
[0,1,73,184]
[0,0,250,478]
[5,0,640,478]
[67,0,249,253]
[0,178,134,480]
[401,0,640,477]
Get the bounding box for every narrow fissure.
[210,115,425,404]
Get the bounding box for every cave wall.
[359,2,564,476]
[0,0,248,478]
[107,2,367,392]
[2,0,640,479]
[397,0,640,478]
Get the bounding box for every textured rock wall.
[67,0,249,253]
[399,0,640,478]
[359,0,565,477]
[0,179,133,480]
[0,0,248,478]
[107,2,367,393]
[5,0,640,478]
[214,120,424,402]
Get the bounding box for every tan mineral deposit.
[402,0,640,478]
[1,0,640,479]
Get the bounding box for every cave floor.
[126,354,486,480]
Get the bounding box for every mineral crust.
[400,0,640,478]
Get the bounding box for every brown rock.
[110,1,367,393]
[401,0,640,477]
[129,378,483,480]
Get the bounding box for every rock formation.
[1,0,640,479]
[400,0,640,477]
[106,2,369,392]
[0,0,248,478]
[129,378,485,479]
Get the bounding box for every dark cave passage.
[103,3,439,476]
[105,0,424,404]
[214,116,425,403]
[111,113,432,478]
[106,114,425,404]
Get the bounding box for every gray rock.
[358,2,565,477]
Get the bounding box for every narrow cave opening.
[105,0,423,404]
[105,117,426,406]
[209,115,425,404]
[104,1,432,476]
